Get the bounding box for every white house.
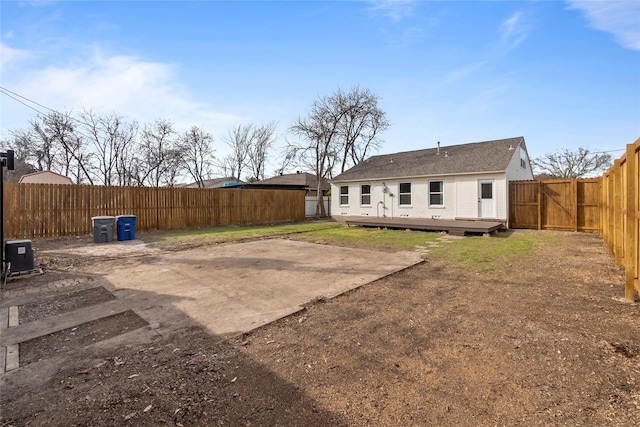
[331,137,534,225]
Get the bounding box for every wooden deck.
[342,217,505,236]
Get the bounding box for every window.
[481,182,493,199]
[399,182,411,205]
[429,181,444,206]
[520,149,527,169]
[340,186,349,205]
[360,184,371,205]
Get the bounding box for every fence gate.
[509,179,600,232]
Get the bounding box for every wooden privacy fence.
[600,138,639,301]
[2,183,306,238]
[509,179,601,232]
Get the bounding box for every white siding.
[506,146,534,182]
[453,173,508,220]
[332,172,509,221]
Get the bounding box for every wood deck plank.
[343,217,504,236]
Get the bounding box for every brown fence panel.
[510,179,600,232]
[509,181,540,229]
[3,183,306,239]
[600,138,639,300]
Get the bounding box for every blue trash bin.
[116,215,137,241]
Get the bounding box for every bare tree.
[8,128,43,171]
[289,87,388,216]
[217,155,239,179]
[337,86,389,172]
[42,111,94,184]
[178,125,215,188]
[223,124,252,181]
[160,148,183,187]
[10,112,93,184]
[273,144,296,177]
[138,119,177,187]
[80,110,138,186]
[25,117,58,171]
[247,121,277,181]
[289,93,345,216]
[0,138,38,181]
[531,148,612,179]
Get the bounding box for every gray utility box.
[92,216,115,243]
[5,240,35,273]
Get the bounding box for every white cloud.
[499,11,529,50]
[368,0,415,22]
[567,0,640,51]
[1,47,242,137]
[444,61,488,84]
[0,42,33,69]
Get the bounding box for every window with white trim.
[360,184,371,205]
[340,186,349,205]
[399,182,411,205]
[429,181,444,206]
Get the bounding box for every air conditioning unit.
[5,240,35,274]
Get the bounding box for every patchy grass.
[429,230,558,274]
[141,221,557,274]
[142,221,343,244]
[302,225,442,251]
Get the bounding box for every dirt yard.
[1,229,639,426]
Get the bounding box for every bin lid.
[6,239,32,245]
[92,216,115,220]
[116,215,137,219]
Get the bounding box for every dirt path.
[1,230,638,426]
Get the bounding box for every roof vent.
[508,144,514,150]
[444,151,448,157]
[437,141,440,155]
[389,158,394,164]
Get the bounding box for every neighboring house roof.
[18,170,73,185]
[258,172,331,191]
[332,137,526,182]
[182,177,243,188]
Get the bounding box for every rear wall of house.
[331,172,510,221]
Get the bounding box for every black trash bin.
[116,215,137,241]
[92,216,115,243]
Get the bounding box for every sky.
[1,0,639,178]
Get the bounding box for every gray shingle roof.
[332,137,525,182]
[181,177,241,188]
[259,172,331,191]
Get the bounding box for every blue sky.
[1,0,639,176]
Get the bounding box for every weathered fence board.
[2,183,306,238]
[600,138,639,301]
[509,179,601,232]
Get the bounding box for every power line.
[0,88,50,118]
[589,149,626,154]
[0,86,110,142]
[0,86,57,114]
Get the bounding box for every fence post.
[625,143,637,301]
[537,180,542,230]
[572,179,578,232]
